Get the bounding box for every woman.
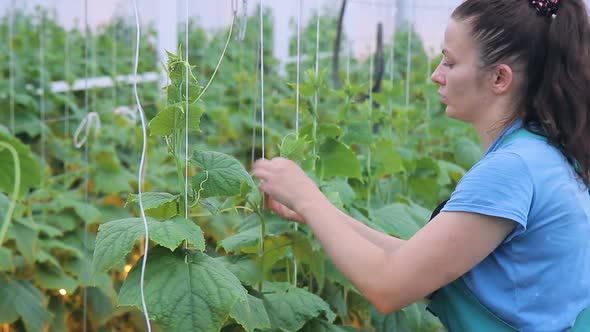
[253,0,590,330]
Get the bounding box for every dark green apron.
[426,129,590,331]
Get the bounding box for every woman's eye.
[442,61,454,68]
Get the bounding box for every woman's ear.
[491,64,514,95]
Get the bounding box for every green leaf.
[70,201,103,225]
[438,160,466,186]
[149,103,205,136]
[8,220,38,263]
[453,137,482,169]
[93,216,205,275]
[33,266,78,294]
[300,124,342,141]
[369,203,421,240]
[0,274,52,332]
[263,282,336,331]
[119,247,248,332]
[0,247,14,271]
[371,139,404,176]
[318,139,362,179]
[126,192,179,220]
[280,133,309,163]
[230,294,271,332]
[341,121,374,145]
[219,220,292,253]
[0,127,41,197]
[190,150,254,198]
[215,255,262,286]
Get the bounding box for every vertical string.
[9,0,15,135]
[295,0,302,134]
[40,7,47,168]
[64,19,71,190]
[312,0,320,169]
[112,13,118,106]
[184,0,190,244]
[292,0,303,287]
[131,1,152,331]
[259,0,265,160]
[82,1,89,331]
[250,28,260,165]
[405,0,413,108]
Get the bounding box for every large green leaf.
[341,121,374,145]
[369,203,421,240]
[280,133,310,163]
[93,216,204,275]
[7,220,38,263]
[118,247,248,332]
[0,127,41,197]
[219,220,292,253]
[371,138,404,177]
[149,103,205,136]
[126,192,180,220]
[0,274,52,332]
[230,294,271,332]
[263,282,336,332]
[215,255,262,286]
[33,266,78,293]
[0,247,14,271]
[190,150,254,198]
[318,139,362,179]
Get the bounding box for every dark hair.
[452,0,590,187]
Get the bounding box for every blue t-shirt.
[441,119,590,331]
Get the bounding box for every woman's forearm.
[337,208,405,253]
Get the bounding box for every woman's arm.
[334,206,405,253]
[297,193,515,313]
[254,157,515,313]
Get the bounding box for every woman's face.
[431,19,494,124]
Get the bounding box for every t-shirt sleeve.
[441,151,534,243]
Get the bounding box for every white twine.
[73,112,101,148]
[260,0,265,160]
[131,0,152,331]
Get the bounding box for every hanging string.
[39,6,47,169]
[389,2,395,93]
[292,0,303,287]
[9,0,15,134]
[64,27,72,179]
[295,0,302,134]
[405,0,413,108]
[184,0,190,250]
[250,26,261,165]
[112,11,118,108]
[312,0,320,169]
[82,1,89,330]
[259,0,265,160]
[131,1,152,331]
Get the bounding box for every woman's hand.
[263,193,304,223]
[252,157,321,221]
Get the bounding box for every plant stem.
[0,142,21,246]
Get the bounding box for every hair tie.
[529,0,559,18]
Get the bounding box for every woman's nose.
[431,65,445,86]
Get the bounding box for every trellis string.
[131,1,152,331]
